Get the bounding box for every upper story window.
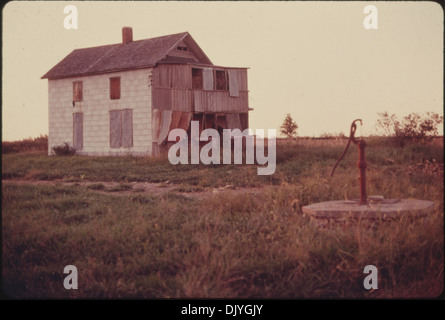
[215,70,228,91]
[177,46,189,52]
[191,68,230,91]
[110,77,121,100]
[73,81,83,102]
[192,68,203,89]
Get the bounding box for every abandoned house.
[41,27,250,156]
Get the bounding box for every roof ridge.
[72,31,190,52]
[41,31,212,79]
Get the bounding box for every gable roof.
[42,31,213,79]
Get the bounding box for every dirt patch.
[1,179,266,200]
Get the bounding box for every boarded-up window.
[73,113,83,149]
[215,70,228,90]
[121,109,133,148]
[110,110,122,148]
[192,68,203,89]
[110,109,133,148]
[110,77,121,100]
[73,81,83,102]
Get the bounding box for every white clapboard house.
[42,27,250,156]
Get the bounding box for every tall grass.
[2,138,443,298]
[2,135,48,154]
[2,183,442,298]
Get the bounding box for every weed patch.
[2,139,443,298]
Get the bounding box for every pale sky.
[2,1,443,141]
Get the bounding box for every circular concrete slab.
[302,199,435,222]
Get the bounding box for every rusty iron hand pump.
[331,119,367,205]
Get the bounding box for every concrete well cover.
[302,199,435,220]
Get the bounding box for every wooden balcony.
[152,87,248,113]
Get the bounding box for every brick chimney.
[122,27,133,44]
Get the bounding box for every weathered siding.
[193,90,248,113]
[152,88,192,111]
[152,64,191,89]
[236,68,248,92]
[152,65,248,113]
[47,68,153,156]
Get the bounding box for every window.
[192,68,214,90]
[110,109,133,148]
[215,70,227,91]
[73,81,83,102]
[110,77,121,100]
[177,46,189,52]
[192,68,203,89]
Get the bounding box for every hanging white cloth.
[203,67,214,90]
[228,69,239,97]
[157,110,172,145]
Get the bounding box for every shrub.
[2,135,48,154]
[51,143,76,156]
[319,131,347,139]
[375,112,443,148]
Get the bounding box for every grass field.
[2,138,443,298]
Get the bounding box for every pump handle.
[330,119,362,177]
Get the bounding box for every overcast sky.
[2,1,443,141]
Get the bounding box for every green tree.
[280,114,298,138]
